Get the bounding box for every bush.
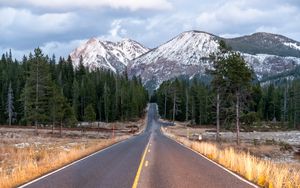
[241,112,259,125]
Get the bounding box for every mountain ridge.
[128,30,300,90]
[69,30,300,90]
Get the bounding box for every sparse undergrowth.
[162,127,300,188]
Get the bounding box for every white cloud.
[2,0,172,11]
[195,0,300,38]
[0,7,76,37]
[0,47,30,60]
[41,39,86,58]
[220,33,243,39]
[97,19,126,41]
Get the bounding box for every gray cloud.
[1,0,300,59]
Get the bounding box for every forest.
[0,48,148,128]
[153,78,300,128]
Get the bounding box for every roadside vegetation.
[154,40,300,187]
[0,118,145,188]
[162,127,300,188]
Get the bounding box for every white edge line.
[18,136,133,188]
[164,134,259,188]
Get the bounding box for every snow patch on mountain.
[283,42,300,51]
[242,53,300,79]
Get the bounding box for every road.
[20,103,256,188]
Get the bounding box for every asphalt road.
[20,103,256,188]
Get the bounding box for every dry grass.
[0,117,146,188]
[162,128,300,188]
[0,130,130,188]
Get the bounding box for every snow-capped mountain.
[70,31,300,91]
[128,31,219,90]
[128,31,300,90]
[70,38,149,73]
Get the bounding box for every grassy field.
[165,122,300,162]
[162,125,300,188]
[0,119,145,188]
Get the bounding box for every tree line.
[0,48,148,131]
[153,41,300,143]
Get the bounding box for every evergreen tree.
[209,40,229,141]
[63,103,77,128]
[84,104,96,125]
[223,52,253,144]
[50,84,66,135]
[22,48,52,133]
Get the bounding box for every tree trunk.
[294,84,297,129]
[236,92,240,145]
[52,122,54,134]
[164,89,167,119]
[192,98,195,125]
[199,96,202,126]
[283,83,287,122]
[60,121,63,138]
[172,92,176,122]
[35,63,39,135]
[216,92,220,141]
[112,124,115,139]
[185,88,189,122]
[9,115,11,126]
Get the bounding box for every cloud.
[41,39,86,58]
[1,39,86,60]
[0,7,76,49]
[1,0,173,11]
[1,0,300,60]
[195,0,300,38]
[0,7,75,33]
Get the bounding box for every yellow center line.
[132,141,150,188]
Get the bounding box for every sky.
[1,0,300,59]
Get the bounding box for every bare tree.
[6,82,15,126]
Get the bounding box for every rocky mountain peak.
[70,38,149,73]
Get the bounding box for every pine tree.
[209,40,229,141]
[223,52,252,144]
[63,103,77,127]
[103,82,110,123]
[50,84,66,135]
[63,103,77,128]
[22,48,52,133]
[72,79,79,120]
[293,80,300,128]
[84,104,96,125]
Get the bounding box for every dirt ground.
[165,122,300,163]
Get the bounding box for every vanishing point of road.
[20,103,257,188]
